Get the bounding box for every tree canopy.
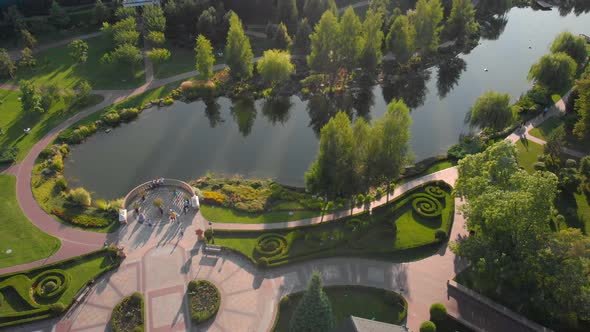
[143,4,166,33]
[303,0,337,25]
[528,52,577,92]
[359,9,384,72]
[289,273,335,332]
[277,0,298,25]
[386,15,415,65]
[446,0,479,41]
[195,35,215,80]
[68,40,88,63]
[411,0,444,54]
[225,12,254,79]
[468,91,513,131]
[307,10,340,74]
[573,67,590,139]
[550,31,588,64]
[257,49,295,84]
[0,49,16,79]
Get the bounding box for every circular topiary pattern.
[187,280,221,324]
[254,233,288,257]
[425,186,446,199]
[33,270,71,300]
[412,194,443,219]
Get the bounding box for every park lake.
[64,6,590,199]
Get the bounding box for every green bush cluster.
[254,233,288,258]
[420,320,437,332]
[187,280,221,324]
[33,270,71,300]
[429,303,447,322]
[51,207,112,228]
[110,292,144,332]
[181,81,217,100]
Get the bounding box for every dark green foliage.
[528,53,577,92]
[573,67,590,140]
[550,32,588,64]
[303,0,337,24]
[420,320,437,332]
[294,18,312,52]
[289,273,335,332]
[49,1,70,29]
[273,22,293,50]
[446,0,478,42]
[110,292,144,332]
[187,280,221,323]
[277,0,298,25]
[434,230,447,241]
[468,91,513,131]
[412,193,443,219]
[429,303,447,322]
[93,0,110,24]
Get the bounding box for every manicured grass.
[153,43,225,79]
[0,248,121,328]
[210,181,454,267]
[399,159,456,185]
[0,175,60,269]
[273,286,407,332]
[0,89,104,161]
[110,293,144,332]
[6,35,145,90]
[555,190,590,234]
[514,139,544,173]
[201,205,324,224]
[528,115,589,153]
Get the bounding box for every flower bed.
[187,280,221,324]
[110,292,144,332]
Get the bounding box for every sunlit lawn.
[515,138,544,173]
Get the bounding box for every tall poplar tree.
[225,12,254,79]
[195,34,215,80]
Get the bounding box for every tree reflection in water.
[204,98,224,128]
[230,98,257,137]
[437,56,467,99]
[382,69,431,109]
[261,96,293,125]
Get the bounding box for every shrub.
[43,281,58,294]
[257,256,269,267]
[430,303,447,321]
[49,153,64,172]
[110,292,144,332]
[49,303,65,315]
[254,234,288,257]
[55,176,68,192]
[204,229,213,241]
[181,80,216,100]
[102,111,121,126]
[187,280,221,324]
[94,199,109,211]
[69,187,92,206]
[565,159,577,168]
[434,230,447,241]
[119,108,140,122]
[201,191,226,205]
[533,162,546,171]
[420,320,436,332]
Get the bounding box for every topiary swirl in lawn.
[33,270,71,300]
[425,186,446,199]
[411,193,443,219]
[254,233,288,257]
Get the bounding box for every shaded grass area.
[201,206,324,224]
[273,286,407,332]
[4,35,145,90]
[514,138,544,173]
[0,89,104,161]
[528,115,589,153]
[0,248,121,328]
[0,175,60,268]
[555,190,590,234]
[210,181,454,267]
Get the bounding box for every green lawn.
[514,138,544,173]
[0,89,103,161]
[273,286,407,332]
[210,181,454,267]
[0,175,60,269]
[4,35,145,90]
[201,205,324,224]
[0,248,121,328]
[424,160,455,174]
[153,43,225,80]
[529,115,589,153]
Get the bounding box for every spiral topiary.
[412,193,443,219]
[254,233,288,257]
[33,270,71,300]
[425,186,446,200]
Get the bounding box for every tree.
[359,9,384,73]
[146,48,171,64]
[369,99,412,199]
[573,69,590,139]
[19,80,44,113]
[289,273,335,332]
[197,7,216,40]
[338,7,363,71]
[49,1,70,29]
[114,29,140,46]
[0,49,16,79]
[303,0,337,25]
[20,29,37,49]
[544,124,565,160]
[307,10,339,74]
[115,6,136,20]
[550,32,588,64]
[305,112,355,199]
[294,18,312,52]
[351,118,372,193]
[257,49,294,84]
[386,15,415,65]
[277,0,298,25]
[273,22,293,50]
[73,80,92,105]
[528,52,577,92]
[143,4,166,32]
[93,0,110,24]
[467,91,512,131]
[68,40,88,63]
[146,31,165,46]
[4,6,24,33]
[411,0,444,54]
[19,47,36,67]
[102,44,142,68]
[446,0,479,42]
[225,12,254,79]
[195,34,215,80]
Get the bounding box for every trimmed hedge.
[187,280,221,324]
[33,270,71,300]
[254,233,288,258]
[420,320,437,332]
[411,194,443,219]
[430,303,447,322]
[110,292,145,332]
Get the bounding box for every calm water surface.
[65,7,590,198]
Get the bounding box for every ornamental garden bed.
[208,180,454,267]
[272,285,408,332]
[187,280,221,324]
[0,247,123,328]
[110,292,144,332]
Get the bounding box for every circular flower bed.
[33,270,71,300]
[187,280,221,324]
[254,233,288,257]
[411,193,443,219]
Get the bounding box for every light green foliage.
[307,11,339,74]
[102,44,142,67]
[19,47,36,67]
[544,124,565,159]
[143,4,166,32]
[114,29,140,46]
[303,0,337,24]
[20,29,37,49]
[573,67,590,139]
[257,49,294,84]
[429,303,447,321]
[419,321,436,332]
[146,31,165,46]
[359,9,384,72]
[277,0,298,25]
[225,13,254,79]
[0,48,16,78]
[93,0,110,24]
[338,7,363,71]
[468,91,513,131]
[528,52,577,91]
[19,80,44,113]
[146,48,171,64]
[49,1,70,29]
[68,40,88,63]
[69,187,92,206]
[289,273,335,332]
[114,6,136,20]
[411,0,444,54]
[550,32,588,64]
[195,35,215,80]
[447,0,479,41]
[386,15,415,64]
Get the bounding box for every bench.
[204,244,223,254]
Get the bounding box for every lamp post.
[208,221,214,244]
